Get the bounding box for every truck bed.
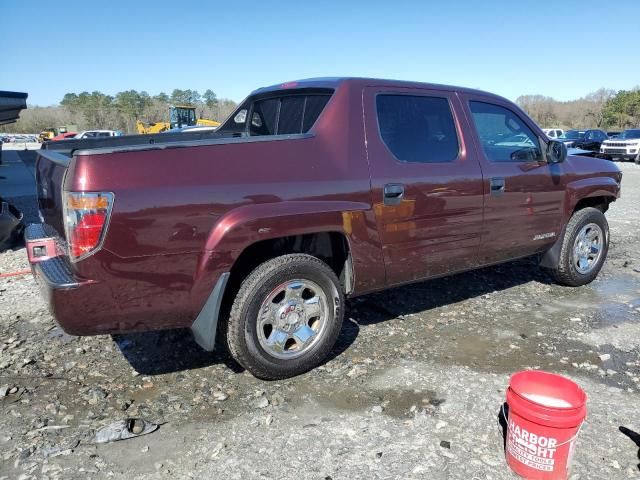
[42,129,231,156]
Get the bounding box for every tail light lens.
[63,192,114,261]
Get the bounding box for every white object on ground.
[521,393,573,408]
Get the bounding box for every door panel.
[364,87,484,285]
[460,94,569,264]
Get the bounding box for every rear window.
[219,90,332,136]
[376,94,459,163]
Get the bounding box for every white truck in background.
[600,128,640,163]
[74,130,121,139]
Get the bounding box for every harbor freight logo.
[507,419,557,472]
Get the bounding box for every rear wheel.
[546,207,609,286]
[225,254,344,380]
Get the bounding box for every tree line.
[516,87,640,130]
[6,85,640,135]
[5,89,238,134]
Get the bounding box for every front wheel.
[545,207,609,286]
[225,254,344,380]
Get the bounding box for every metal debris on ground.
[92,418,160,444]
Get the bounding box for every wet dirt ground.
[1,158,639,479]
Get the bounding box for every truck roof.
[46,77,514,158]
[252,77,509,103]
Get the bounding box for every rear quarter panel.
[66,82,386,331]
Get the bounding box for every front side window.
[469,101,543,163]
[376,94,459,163]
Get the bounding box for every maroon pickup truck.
[26,78,622,379]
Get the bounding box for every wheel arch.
[564,177,619,220]
[193,200,386,294]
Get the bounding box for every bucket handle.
[500,404,585,448]
[555,421,585,448]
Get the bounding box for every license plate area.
[26,237,58,263]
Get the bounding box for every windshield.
[559,130,585,140]
[170,107,196,129]
[618,129,640,140]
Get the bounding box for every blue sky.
[2,0,639,106]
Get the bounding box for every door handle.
[490,177,505,197]
[384,183,405,205]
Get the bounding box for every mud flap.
[539,227,566,269]
[191,272,230,351]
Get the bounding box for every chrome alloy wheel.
[573,223,604,274]
[257,279,330,359]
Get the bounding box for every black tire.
[546,207,609,286]
[635,153,640,165]
[225,254,344,380]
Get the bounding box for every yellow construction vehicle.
[38,125,78,142]
[135,120,170,134]
[136,106,220,134]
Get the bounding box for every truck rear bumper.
[25,223,214,337]
[33,255,81,290]
[26,224,98,335]
[30,256,108,335]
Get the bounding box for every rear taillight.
[63,192,114,261]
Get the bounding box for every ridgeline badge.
[533,232,556,241]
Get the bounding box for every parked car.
[559,129,608,151]
[50,132,78,141]
[599,128,640,163]
[543,128,564,139]
[74,130,120,139]
[26,78,622,379]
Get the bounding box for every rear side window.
[248,94,331,136]
[250,98,279,135]
[218,91,332,136]
[469,101,543,163]
[376,95,459,163]
[277,96,305,134]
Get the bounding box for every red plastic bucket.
[505,371,587,479]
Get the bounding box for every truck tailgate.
[35,149,71,239]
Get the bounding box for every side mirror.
[546,140,567,164]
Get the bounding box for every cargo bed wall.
[43,130,229,155]
[35,150,70,238]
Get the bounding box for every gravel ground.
[1,162,639,479]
